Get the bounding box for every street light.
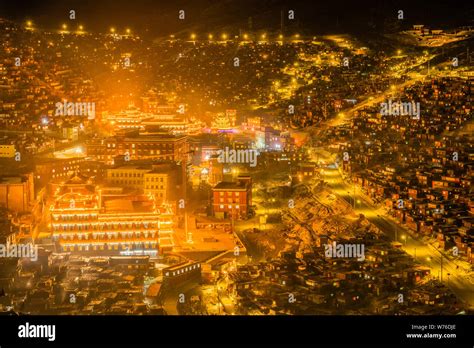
[62,24,68,30]
[110,27,116,34]
[401,234,407,245]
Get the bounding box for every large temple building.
[49,174,174,255]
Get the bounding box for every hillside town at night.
[0,1,473,318]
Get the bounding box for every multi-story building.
[0,173,34,213]
[62,125,79,141]
[211,110,236,132]
[50,174,174,255]
[0,144,16,158]
[107,166,150,191]
[103,106,203,135]
[212,176,252,219]
[102,107,151,131]
[293,162,318,182]
[243,116,261,131]
[106,162,182,203]
[87,132,189,164]
[163,261,202,287]
[36,157,86,183]
[142,115,204,135]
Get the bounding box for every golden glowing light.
[26,20,32,27]
[191,33,196,40]
[110,27,116,33]
[62,24,67,30]
[208,34,213,40]
[279,34,283,39]
[261,33,266,40]
[222,33,228,40]
[243,34,248,40]
[78,25,84,31]
[126,28,131,34]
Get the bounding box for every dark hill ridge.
[1,0,472,38]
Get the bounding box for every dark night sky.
[0,0,473,37]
